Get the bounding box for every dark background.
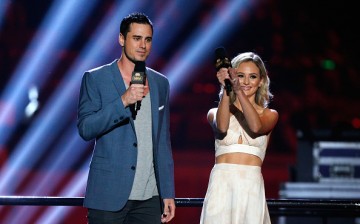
[0,0,359,223]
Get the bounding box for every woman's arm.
[213,68,232,133]
[233,80,278,135]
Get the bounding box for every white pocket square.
[158,105,164,111]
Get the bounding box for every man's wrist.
[121,95,128,107]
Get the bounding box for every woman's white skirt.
[200,163,271,224]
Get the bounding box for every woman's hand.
[216,68,231,86]
[228,67,242,93]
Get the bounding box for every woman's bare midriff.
[216,152,262,166]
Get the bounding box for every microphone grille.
[215,46,226,59]
[134,61,146,72]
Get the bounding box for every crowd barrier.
[0,196,359,217]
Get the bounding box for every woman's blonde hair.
[219,52,273,108]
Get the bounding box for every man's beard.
[123,46,144,64]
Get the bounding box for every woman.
[200,52,278,224]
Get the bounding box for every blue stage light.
[162,0,251,99]
[0,0,98,148]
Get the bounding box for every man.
[77,12,175,223]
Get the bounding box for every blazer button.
[113,119,118,123]
[133,143,137,147]
[131,166,136,170]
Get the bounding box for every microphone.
[130,61,146,113]
[214,46,232,95]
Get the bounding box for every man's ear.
[119,33,124,47]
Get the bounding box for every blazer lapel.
[110,61,136,132]
[147,68,159,141]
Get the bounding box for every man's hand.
[121,84,147,107]
[161,198,175,223]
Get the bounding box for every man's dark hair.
[120,12,153,38]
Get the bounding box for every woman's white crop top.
[214,114,268,161]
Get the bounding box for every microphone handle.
[135,100,141,111]
[224,78,232,95]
